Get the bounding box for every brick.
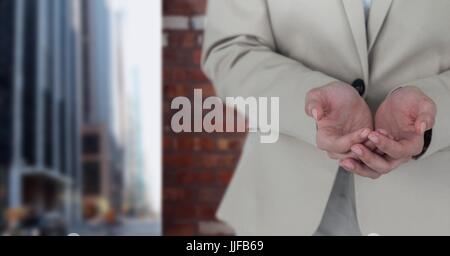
[193,49,202,65]
[163,171,177,185]
[164,68,210,83]
[166,31,198,48]
[176,171,215,185]
[163,33,169,48]
[196,137,216,151]
[163,68,172,82]
[175,171,196,185]
[176,136,195,150]
[163,124,172,134]
[164,204,197,219]
[164,187,192,202]
[171,67,188,81]
[217,138,244,151]
[195,188,225,204]
[195,205,217,220]
[217,138,230,151]
[163,136,176,151]
[163,83,187,99]
[188,68,209,82]
[164,155,194,168]
[216,170,234,186]
[228,138,245,150]
[194,154,238,169]
[163,0,207,16]
[164,222,197,236]
[181,32,197,48]
[195,172,216,184]
[163,0,245,236]
[164,49,191,66]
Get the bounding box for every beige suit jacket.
[202,0,450,235]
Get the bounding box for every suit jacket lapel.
[342,0,369,83]
[368,0,393,52]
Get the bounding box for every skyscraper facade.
[0,0,84,229]
[0,0,15,224]
[80,0,124,217]
[0,0,124,232]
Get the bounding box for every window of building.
[83,134,100,154]
[82,162,101,195]
[0,0,14,166]
[22,0,38,165]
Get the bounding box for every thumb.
[415,113,435,134]
[415,99,437,134]
[305,98,325,122]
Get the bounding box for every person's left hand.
[340,86,437,177]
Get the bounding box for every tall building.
[80,0,124,217]
[0,0,15,223]
[123,70,149,216]
[0,0,83,228]
[0,0,124,231]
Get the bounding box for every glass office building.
[0,0,85,230]
[0,0,165,236]
[0,0,15,224]
[0,0,130,235]
[80,0,125,217]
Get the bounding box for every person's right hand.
[305,82,377,178]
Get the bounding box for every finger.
[364,140,377,151]
[377,129,393,139]
[414,100,436,134]
[398,137,424,157]
[364,140,385,155]
[377,129,388,136]
[375,130,394,155]
[415,114,435,135]
[375,148,385,156]
[305,98,325,121]
[327,151,358,160]
[340,159,382,179]
[368,132,406,159]
[322,128,371,154]
[351,144,392,174]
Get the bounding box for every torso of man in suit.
[202,0,450,235]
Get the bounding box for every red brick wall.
[163,0,247,236]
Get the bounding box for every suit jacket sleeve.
[403,70,450,159]
[201,0,339,146]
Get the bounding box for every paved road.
[118,218,161,236]
[76,218,161,236]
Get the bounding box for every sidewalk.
[74,217,161,236]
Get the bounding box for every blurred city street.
[117,218,161,236]
[77,218,161,236]
[0,0,161,236]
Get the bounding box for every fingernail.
[377,129,388,136]
[351,146,363,156]
[341,161,355,170]
[312,109,318,121]
[369,134,379,144]
[420,122,426,134]
[360,129,370,138]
